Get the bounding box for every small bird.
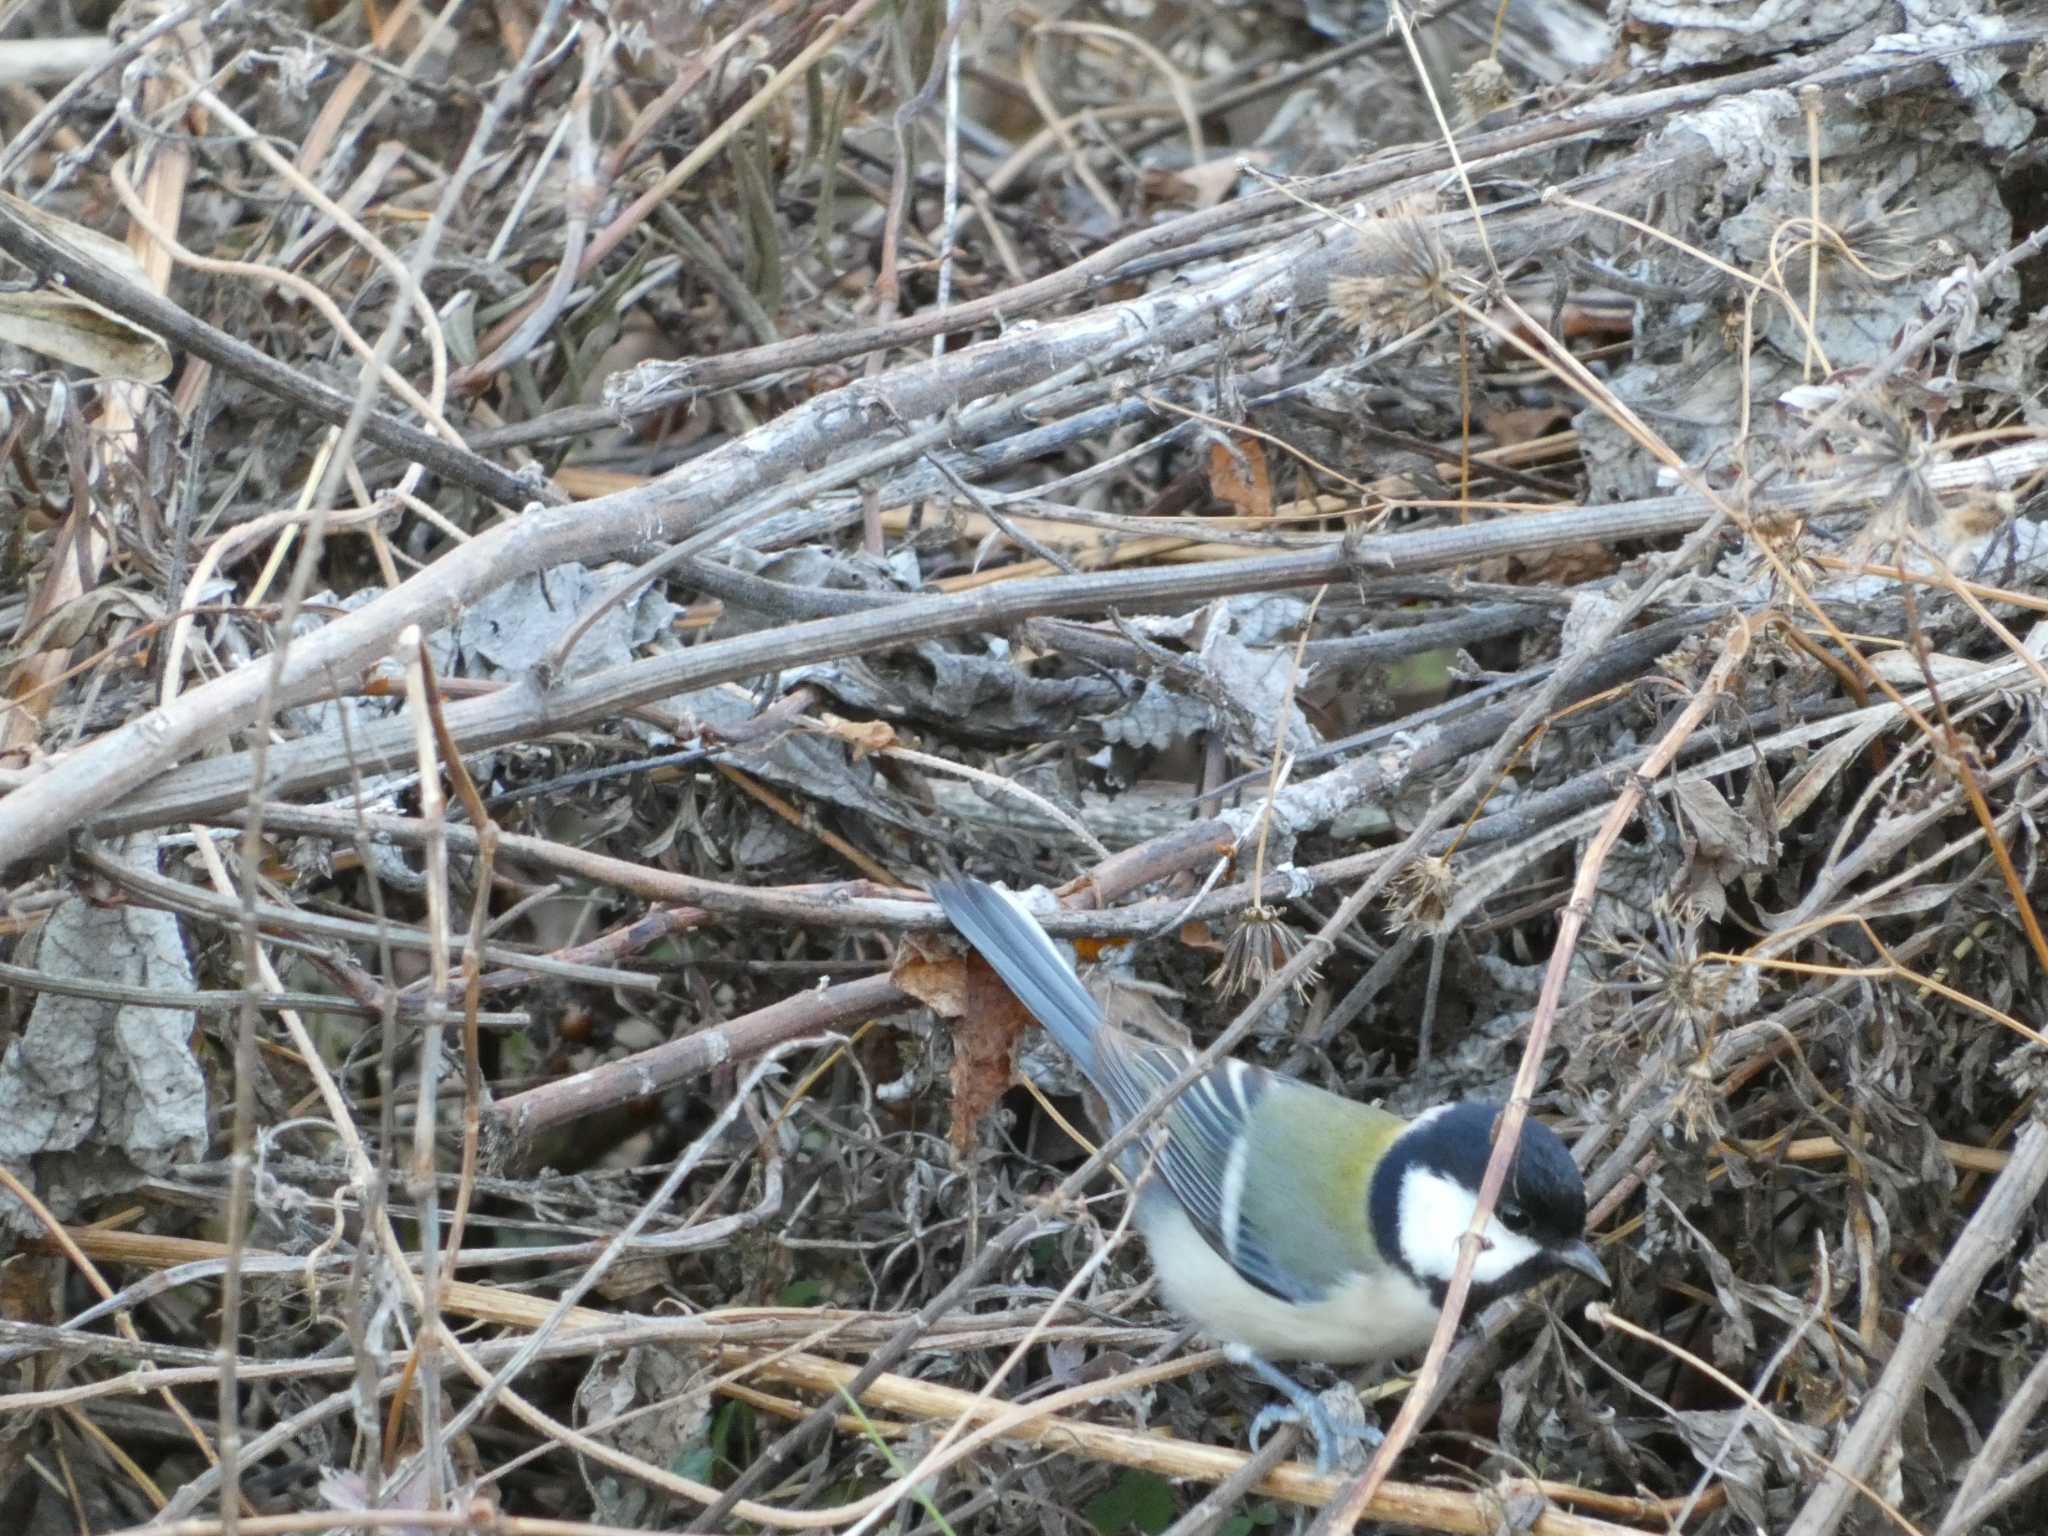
[931,877,1610,1470]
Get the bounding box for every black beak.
[1552,1239,1611,1289]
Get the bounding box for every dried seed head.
[1796,199,1918,287]
[1387,852,1455,932]
[1210,905,1316,999]
[1594,911,1731,1059]
[1744,509,1826,598]
[1935,488,2012,551]
[1836,403,1942,563]
[1330,197,1458,345]
[1456,58,1514,122]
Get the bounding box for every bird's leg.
[1225,1346,1383,1475]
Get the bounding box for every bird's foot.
[1231,1351,1382,1475]
[1246,1393,1383,1475]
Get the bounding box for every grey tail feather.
[930,879,1104,1083]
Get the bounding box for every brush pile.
[0,2,2044,1533]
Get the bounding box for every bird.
[929,877,1610,1471]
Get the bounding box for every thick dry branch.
[33,1225,1642,1535]
[70,438,2048,846]
[461,28,2019,449]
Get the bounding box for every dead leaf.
[1139,156,1248,211]
[894,944,1030,1154]
[572,1344,713,1527]
[0,837,206,1233]
[1476,405,1566,447]
[1208,434,1272,518]
[1671,775,1775,921]
[1475,539,1618,586]
[3,583,162,665]
[0,192,170,381]
[0,290,171,382]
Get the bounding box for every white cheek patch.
[1396,1166,1545,1284]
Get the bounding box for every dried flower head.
[1329,196,1460,345]
[1772,197,1918,293]
[1386,851,1456,931]
[1210,905,1316,999]
[1593,908,1736,1060]
[1744,507,1826,598]
[1837,402,1941,563]
[1456,58,1514,122]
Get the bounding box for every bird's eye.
[1498,1201,1529,1233]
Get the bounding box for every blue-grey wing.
[1104,1042,1322,1304]
[929,879,1328,1305]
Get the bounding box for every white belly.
[1140,1194,1442,1363]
